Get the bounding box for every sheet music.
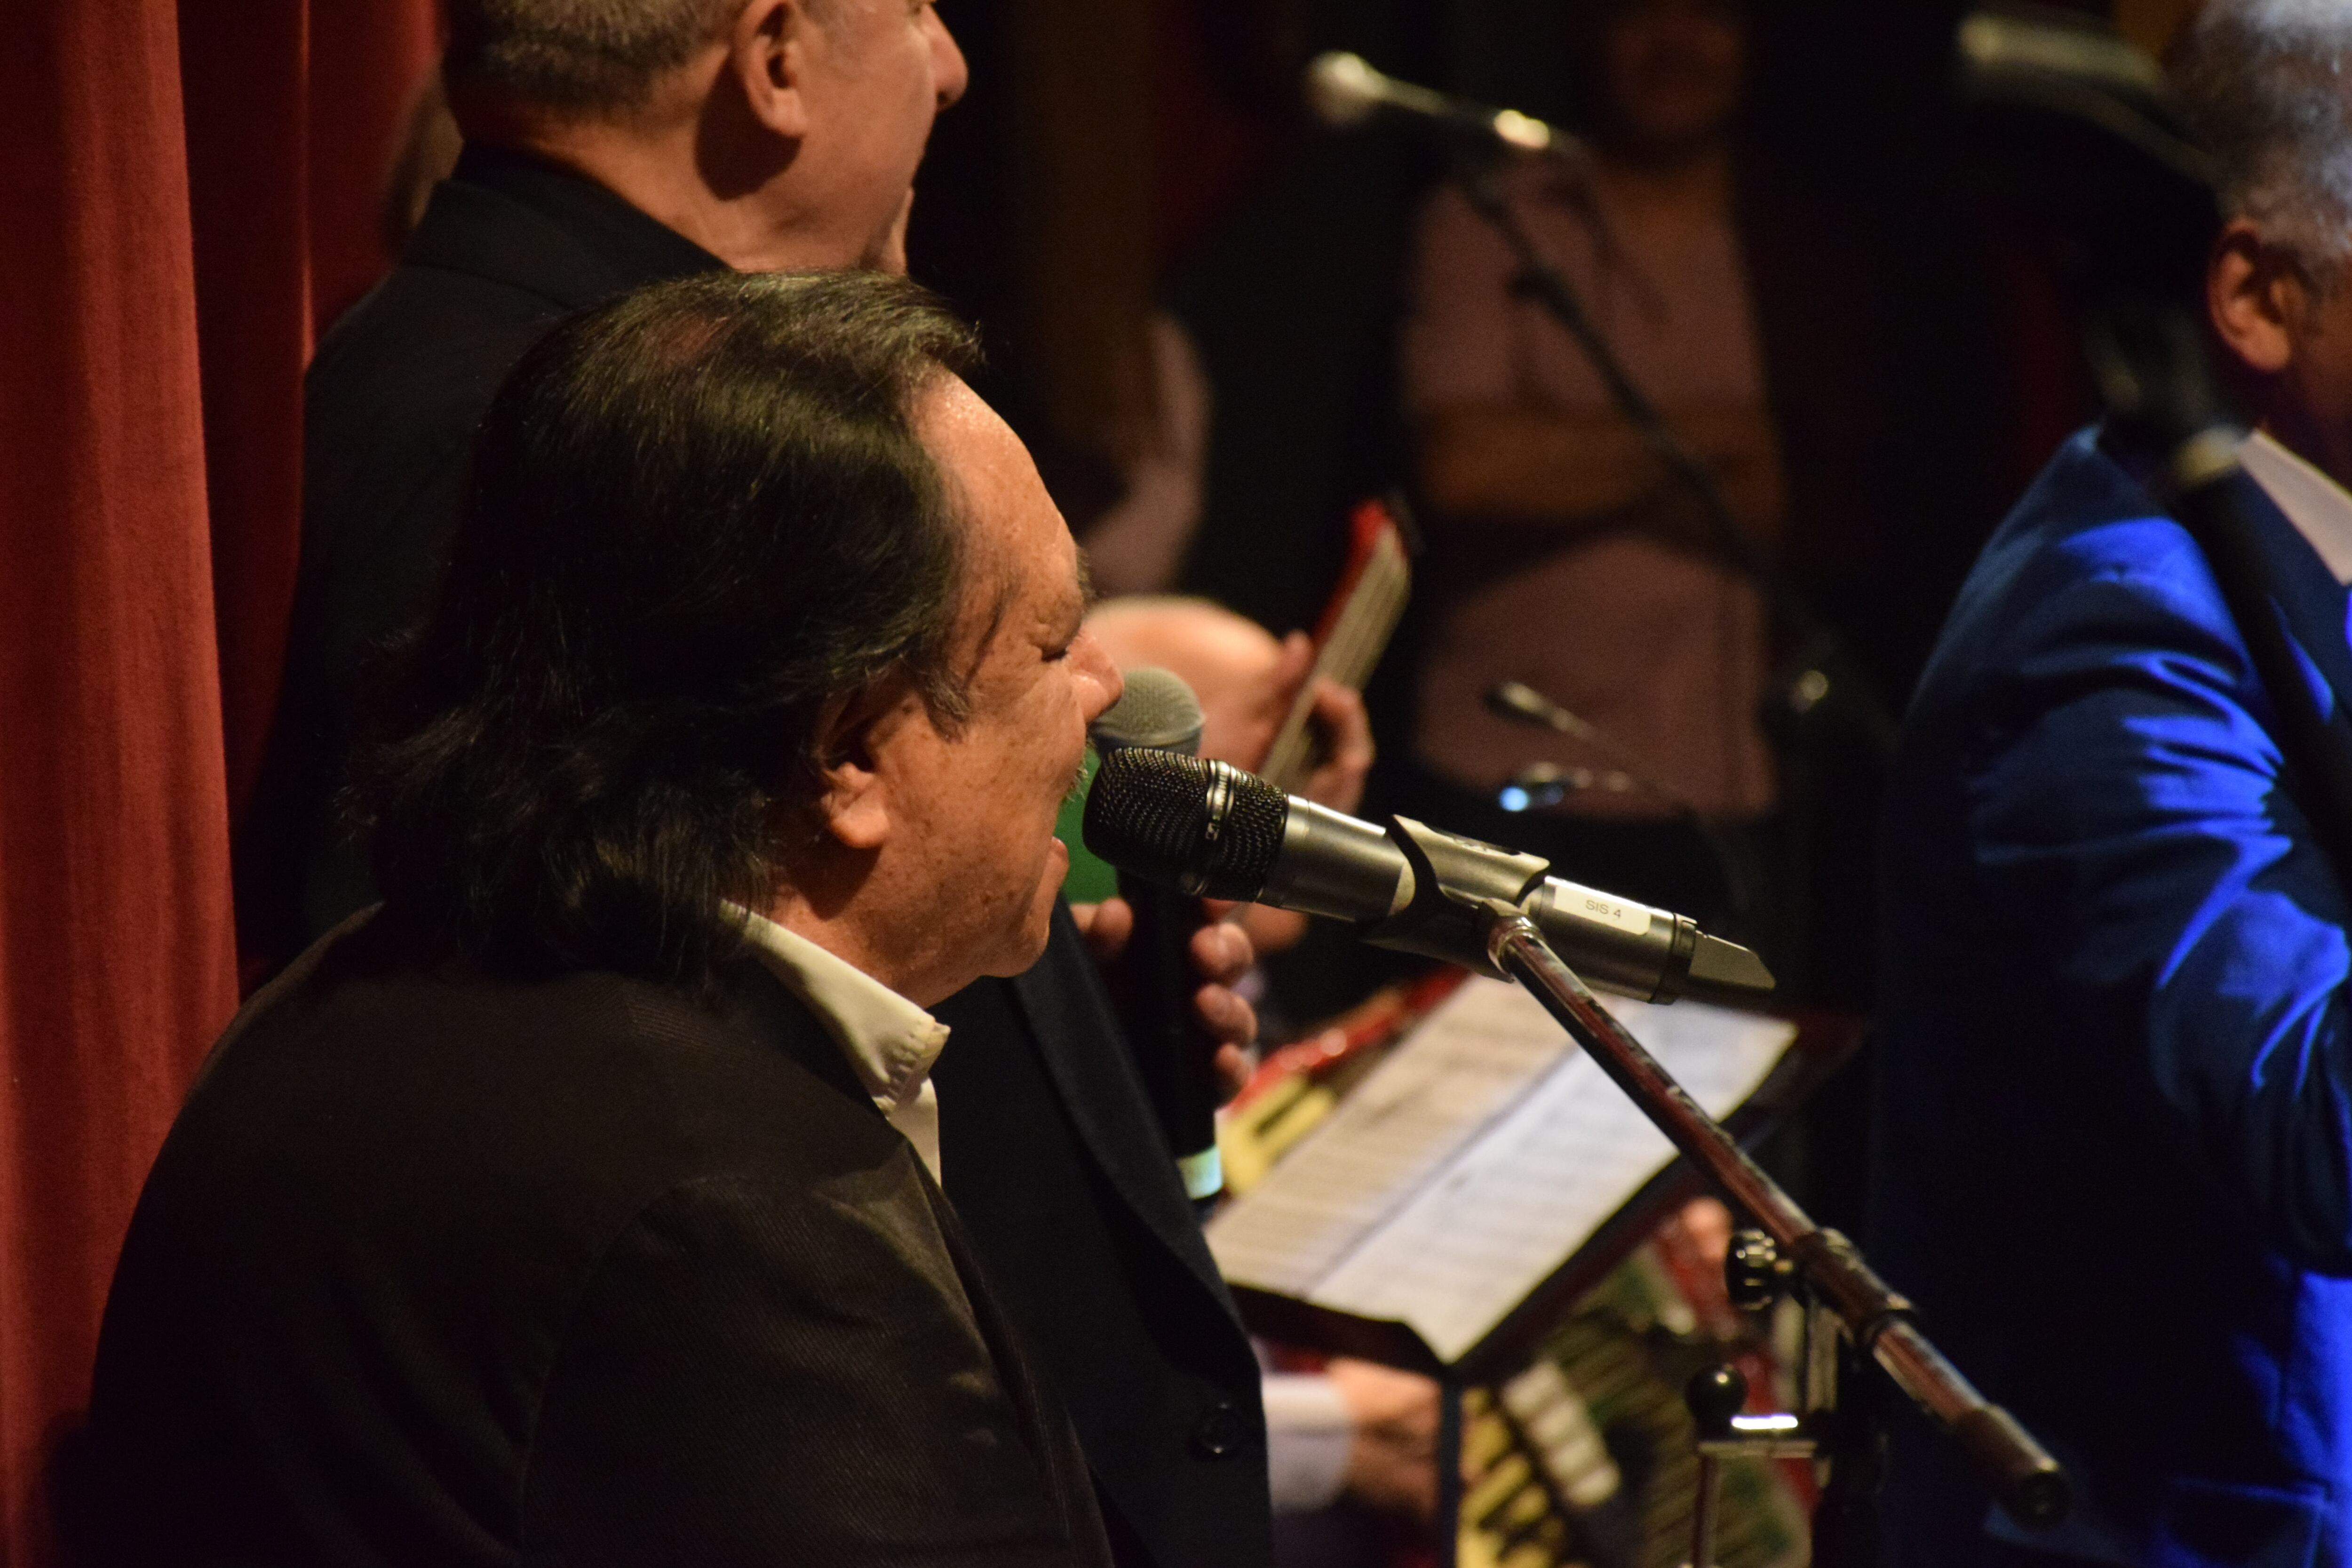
[1203,977,1573,1294]
[1208,978,1795,1364]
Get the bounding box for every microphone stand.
[1470,899,2067,1563]
[1442,151,1897,759]
[1488,679,1758,923]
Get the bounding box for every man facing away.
[247,0,969,948]
[241,6,1277,1562]
[80,271,1124,1566]
[1875,4,2352,1563]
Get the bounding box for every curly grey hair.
[2170,0,2352,279]
[442,0,748,111]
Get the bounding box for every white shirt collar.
[729,905,950,1178]
[2240,429,2352,586]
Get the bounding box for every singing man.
[78,271,1123,1565]
[246,5,1275,1560]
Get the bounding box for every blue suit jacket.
[1874,427,2352,1568]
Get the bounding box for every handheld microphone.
[1082,748,1774,1007]
[1304,51,1578,160]
[1088,669,1226,1202]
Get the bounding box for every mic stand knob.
[1683,1362,1816,1568]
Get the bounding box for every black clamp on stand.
[1681,1229,1887,1568]
[1472,900,2069,1561]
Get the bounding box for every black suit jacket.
[240,145,1273,1568]
[240,147,724,957]
[80,915,1113,1566]
[934,906,1270,1568]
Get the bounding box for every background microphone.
[1088,669,1227,1202]
[1304,51,1578,160]
[1954,8,2212,189]
[1084,747,1774,1007]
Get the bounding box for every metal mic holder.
[1472,901,2070,1553]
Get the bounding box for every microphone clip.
[1367,817,1707,1000]
[1370,816,1551,979]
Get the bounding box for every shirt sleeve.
[522,1159,1089,1567]
[1967,532,2352,1272]
[1260,1373,1355,1513]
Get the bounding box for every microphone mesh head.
[1305,51,1383,127]
[1083,748,1289,900]
[1090,667,1203,756]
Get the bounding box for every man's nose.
[930,8,970,111]
[1076,634,1122,723]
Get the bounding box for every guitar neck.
[1257,503,1411,796]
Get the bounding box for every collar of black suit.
[715,952,888,1113]
[404,143,727,309]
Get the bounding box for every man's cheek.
[1024,840,1068,943]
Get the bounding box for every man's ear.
[2211,219,2304,378]
[729,0,816,143]
[809,680,914,853]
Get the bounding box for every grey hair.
[441,0,747,111]
[2170,0,2352,277]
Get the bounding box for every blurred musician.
[1399,0,1882,956]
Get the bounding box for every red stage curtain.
[0,3,237,1557]
[0,2,433,1558]
[182,0,317,829]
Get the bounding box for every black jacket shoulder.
[246,150,726,962]
[83,916,1109,1568]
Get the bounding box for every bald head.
[443,0,743,112]
[1085,597,1290,768]
[438,0,967,277]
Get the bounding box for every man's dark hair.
[442,0,744,112]
[353,269,982,986]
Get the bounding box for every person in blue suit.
[1874,5,2352,1564]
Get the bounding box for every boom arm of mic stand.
[1476,902,2070,1529]
[1445,159,1896,756]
